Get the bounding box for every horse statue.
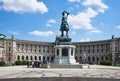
[60,11,70,37]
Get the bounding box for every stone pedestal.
[54,45,76,64]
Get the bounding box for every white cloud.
[115,25,120,29]
[68,7,97,30]
[79,38,90,42]
[88,29,101,33]
[82,0,108,13]
[8,31,19,35]
[0,0,48,14]
[68,0,108,34]
[68,0,80,2]
[46,19,56,27]
[29,30,55,37]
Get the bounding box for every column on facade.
[23,44,25,52]
[41,46,43,53]
[112,53,115,64]
[28,44,30,52]
[68,47,71,57]
[44,46,46,54]
[94,56,97,64]
[94,45,97,53]
[21,44,23,52]
[19,44,22,52]
[32,45,34,53]
[36,45,39,53]
[111,40,116,64]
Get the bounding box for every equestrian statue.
[60,10,70,37]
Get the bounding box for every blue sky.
[0,0,120,42]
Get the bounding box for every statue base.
[54,45,77,65]
[41,64,90,69]
[56,36,72,45]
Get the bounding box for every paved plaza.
[0,65,120,80]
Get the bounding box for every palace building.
[0,11,120,65]
[0,34,120,65]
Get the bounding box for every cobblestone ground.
[0,65,120,79]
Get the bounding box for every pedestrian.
[32,61,34,68]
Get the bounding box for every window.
[47,50,49,53]
[88,56,91,61]
[17,55,20,60]
[30,56,33,60]
[35,50,36,53]
[97,57,99,61]
[9,42,11,45]
[9,47,11,51]
[39,49,41,53]
[43,50,45,53]
[35,56,37,60]
[26,56,29,60]
[43,56,45,61]
[22,56,24,60]
[115,47,118,51]
[8,57,11,61]
[101,56,104,60]
[92,56,95,61]
[47,56,49,61]
[105,56,108,60]
[39,56,41,60]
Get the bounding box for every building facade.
[0,35,120,65]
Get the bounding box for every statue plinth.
[54,45,76,64]
[56,36,72,45]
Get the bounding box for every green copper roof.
[0,34,6,39]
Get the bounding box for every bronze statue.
[60,10,70,37]
[56,11,72,45]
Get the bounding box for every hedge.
[100,60,112,66]
[0,61,5,66]
[15,60,28,65]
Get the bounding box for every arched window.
[47,56,49,62]
[51,56,54,62]
[35,56,37,60]
[22,56,24,60]
[101,56,104,60]
[97,56,99,61]
[39,56,41,60]
[88,56,91,61]
[26,56,29,60]
[30,56,33,60]
[105,56,108,60]
[43,56,45,61]
[17,55,20,60]
[92,56,95,61]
